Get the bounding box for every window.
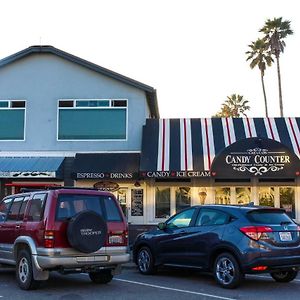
[236,187,251,205]
[0,100,26,140]
[7,197,24,221]
[175,187,191,213]
[259,187,274,207]
[57,99,127,140]
[56,194,122,221]
[215,187,231,204]
[166,208,196,228]
[196,208,229,226]
[247,209,292,224]
[0,198,13,222]
[280,187,295,219]
[155,187,170,218]
[28,194,47,221]
[18,196,30,220]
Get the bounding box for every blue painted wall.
[0,53,150,152]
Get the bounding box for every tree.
[260,17,293,117]
[214,94,250,117]
[246,38,273,117]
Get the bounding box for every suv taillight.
[44,230,55,248]
[106,230,128,246]
[240,226,273,241]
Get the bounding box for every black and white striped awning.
[140,117,300,178]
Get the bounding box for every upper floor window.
[0,100,26,140]
[57,99,127,140]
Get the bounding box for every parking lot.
[1,265,300,300]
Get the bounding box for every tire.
[67,210,107,253]
[271,270,298,283]
[137,246,156,275]
[213,252,242,289]
[16,250,41,290]
[89,270,113,284]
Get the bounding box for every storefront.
[0,157,65,197]
[138,118,300,228]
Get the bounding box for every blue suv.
[133,205,300,288]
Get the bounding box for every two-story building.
[0,46,158,230]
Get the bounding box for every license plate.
[279,231,292,242]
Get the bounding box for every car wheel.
[89,270,113,284]
[137,246,156,275]
[271,270,298,282]
[213,252,242,289]
[16,250,41,290]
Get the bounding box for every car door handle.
[15,225,21,229]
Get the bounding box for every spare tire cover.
[67,210,107,253]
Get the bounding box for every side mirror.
[157,222,167,230]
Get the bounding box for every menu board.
[131,189,143,216]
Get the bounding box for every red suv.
[0,187,129,290]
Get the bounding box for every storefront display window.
[236,187,251,205]
[259,187,275,207]
[198,187,208,205]
[215,187,230,204]
[175,187,191,213]
[280,187,295,219]
[155,187,170,218]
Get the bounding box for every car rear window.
[56,194,122,222]
[247,209,293,224]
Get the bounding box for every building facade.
[1,46,300,241]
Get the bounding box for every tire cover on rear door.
[67,210,107,253]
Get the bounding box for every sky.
[1,0,299,118]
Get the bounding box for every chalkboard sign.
[131,189,144,216]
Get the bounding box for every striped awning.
[140,117,300,178]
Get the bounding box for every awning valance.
[72,153,140,180]
[140,118,300,179]
[0,157,65,178]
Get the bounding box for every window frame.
[56,99,128,141]
[0,100,26,141]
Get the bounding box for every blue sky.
[1,0,299,118]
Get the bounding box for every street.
[1,265,300,300]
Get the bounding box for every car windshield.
[247,209,293,225]
[56,194,122,221]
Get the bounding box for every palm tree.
[246,39,273,117]
[260,17,293,117]
[214,94,250,117]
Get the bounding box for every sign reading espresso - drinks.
[211,138,300,178]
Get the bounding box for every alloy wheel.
[18,257,29,283]
[138,249,151,273]
[216,257,236,285]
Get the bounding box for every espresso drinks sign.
[211,138,300,178]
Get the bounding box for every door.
[184,208,228,267]
[157,207,197,265]
[0,196,24,261]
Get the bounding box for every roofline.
[0,45,159,118]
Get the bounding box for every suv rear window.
[247,209,293,224]
[56,194,122,222]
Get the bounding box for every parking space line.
[114,278,236,300]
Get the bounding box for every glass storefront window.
[215,187,230,204]
[116,188,127,217]
[259,187,274,207]
[175,187,191,213]
[198,187,208,205]
[236,187,251,205]
[280,187,295,219]
[155,187,170,218]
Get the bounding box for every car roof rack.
[46,186,98,191]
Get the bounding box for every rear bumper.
[35,246,130,270]
[243,255,300,273]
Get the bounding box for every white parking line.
[114,278,236,300]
